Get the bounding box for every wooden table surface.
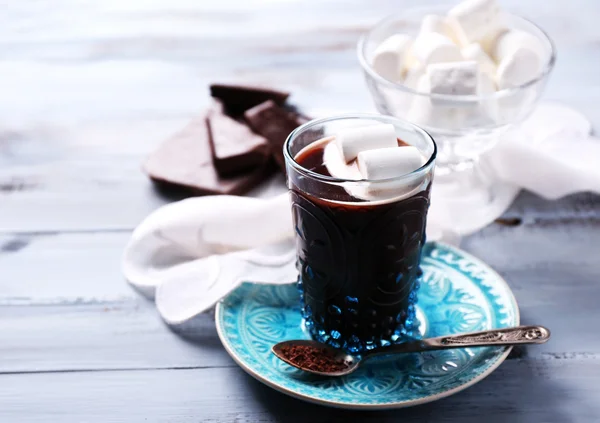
[1,0,599,421]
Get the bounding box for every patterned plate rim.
[215,242,520,409]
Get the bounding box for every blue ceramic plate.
[216,242,519,409]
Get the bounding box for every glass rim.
[357,8,557,102]
[283,113,437,184]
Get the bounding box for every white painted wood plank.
[0,302,233,373]
[0,232,136,304]
[0,358,598,422]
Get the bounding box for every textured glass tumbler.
[284,114,437,353]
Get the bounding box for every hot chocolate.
[288,134,433,352]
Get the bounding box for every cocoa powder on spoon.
[279,344,351,373]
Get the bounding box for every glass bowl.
[357,6,556,172]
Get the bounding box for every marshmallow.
[323,139,425,203]
[495,48,543,89]
[323,141,362,180]
[478,70,497,94]
[419,14,451,36]
[411,32,462,65]
[336,124,398,163]
[474,71,500,124]
[492,29,545,61]
[403,64,426,89]
[414,73,431,93]
[357,146,424,180]
[427,61,479,96]
[407,75,468,129]
[371,34,413,81]
[492,30,545,88]
[418,15,467,52]
[407,76,435,126]
[461,43,496,77]
[447,0,503,46]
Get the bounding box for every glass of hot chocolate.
[284,114,436,353]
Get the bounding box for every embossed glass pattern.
[284,114,436,352]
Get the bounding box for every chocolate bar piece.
[210,84,290,115]
[206,109,270,176]
[143,114,272,196]
[244,100,304,171]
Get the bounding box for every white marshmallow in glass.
[492,30,546,88]
[335,124,398,163]
[412,32,462,65]
[371,34,413,82]
[357,146,424,180]
[461,43,497,78]
[447,0,504,47]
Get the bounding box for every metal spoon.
[272,325,550,376]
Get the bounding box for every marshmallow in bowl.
[478,70,497,94]
[427,61,479,96]
[492,30,545,88]
[368,0,549,125]
[496,49,542,89]
[491,30,545,62]
[419,15,452,37]
[407,76,462,129]
[412,32,462,65]
[335,123,398,163]
[357,146,424,180]
[418,15,470,50]
[478,73,500,121]
[447,0,503,46]
[411,72,497,130]
[461,43,496,77]
[404,64,426,90]
[371,34,413,81]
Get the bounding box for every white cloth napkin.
[123,102,598,324]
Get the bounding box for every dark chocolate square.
[143,114,273,196]
[244,100,304,171]
[210,84,290,115]
[206,109,270,176]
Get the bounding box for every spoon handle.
[424,325,551,348]
[366,325,550,357]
